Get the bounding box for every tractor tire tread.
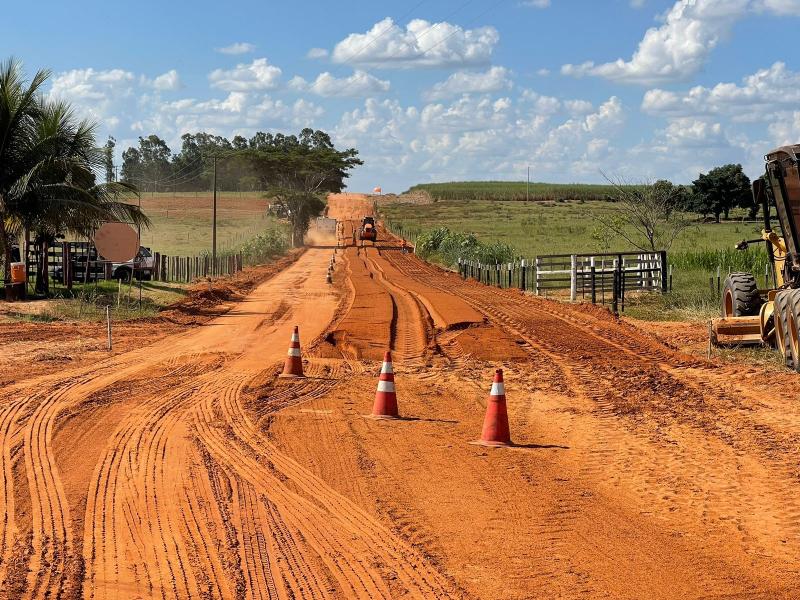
[774,290,795,370]
[722,272,762,317]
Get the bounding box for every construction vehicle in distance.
[359,216,377,243]
[712,144,800,370]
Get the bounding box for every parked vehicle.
[112,246,154,281]
[52,246,154,283]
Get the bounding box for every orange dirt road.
[2,195,800,598]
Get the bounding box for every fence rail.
[457,250,668,312]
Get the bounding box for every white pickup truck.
[112,246,155,281]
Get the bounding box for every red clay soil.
[0,250,304,389]
[1,196,799,598]
[327,246,394,360]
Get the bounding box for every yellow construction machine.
[711,145,800,369]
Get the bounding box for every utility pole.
[526,166,530,202]
[212,156,217,274]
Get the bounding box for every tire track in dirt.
[385,248,800,594]
[363,248,432,362]
[191,369,460,599]
[82,356,232,599]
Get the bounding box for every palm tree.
[0,58,148,293]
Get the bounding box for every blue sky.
[4,0,800,191]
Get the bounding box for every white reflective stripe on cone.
[287,348,301,357]
[490,382,505,396]
[291,333,300,342]
[380,362,394,374]
[377,381,396,393]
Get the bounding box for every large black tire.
[114,266,132,283]
[774,290,795,369]
[721,272,762,317]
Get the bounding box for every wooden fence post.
[569,254,577,302]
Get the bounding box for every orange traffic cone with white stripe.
[371,350,399,418]
[280,325,304,377]
[473,369,512,446]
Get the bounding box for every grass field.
[382,197,771,321]
[136,191,273,256]
[407,181,624,202]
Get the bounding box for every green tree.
[250,128,363,246]
[692,164,752,222]
[103,136,116,183]
[121,135,173,192]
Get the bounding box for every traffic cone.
[280,326,304,377]
[371,350,399,418]
[475,369,512,446]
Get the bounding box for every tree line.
[652,163,755,223]
[118,129,363,245]
[118,130,361,193]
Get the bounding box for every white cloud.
[521,0,551,7]
[49,68,138,128]
[562,0,749,84]
[642,62,800,120]
[50,68,135,101]
[561,0,800,85]
[536,68,551,76]
[208,58,282,91]
[216,42,256,55]
[424,66,512,100]
[630,0,646,7]
[145,69,181,91]
[520,89,562,115]
[307,47,329,59]
[662,117,728,147]
[133,92,324,142]
[333,93,626,184]
[331,17,499,69]
[290,70,390,97]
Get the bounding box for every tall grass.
[414,226,517,266]
[236,226,289,265]
[670,247,771,274]
[407,181,625,202]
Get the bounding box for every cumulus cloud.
[331,17,499,68]
[208,58,282,91]
[424,66,512,100]
[133,93,323,140]
[642,62,800,120]
[289,70,390,97]
[215,42,256,55]
[333,93,626,184]
[145,69,181,91]
[562,0,750,84]
[48,68,139,129]
[561,0,800,85]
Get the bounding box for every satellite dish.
[94,222,139,262]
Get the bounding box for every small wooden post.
[106,306,112,351]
